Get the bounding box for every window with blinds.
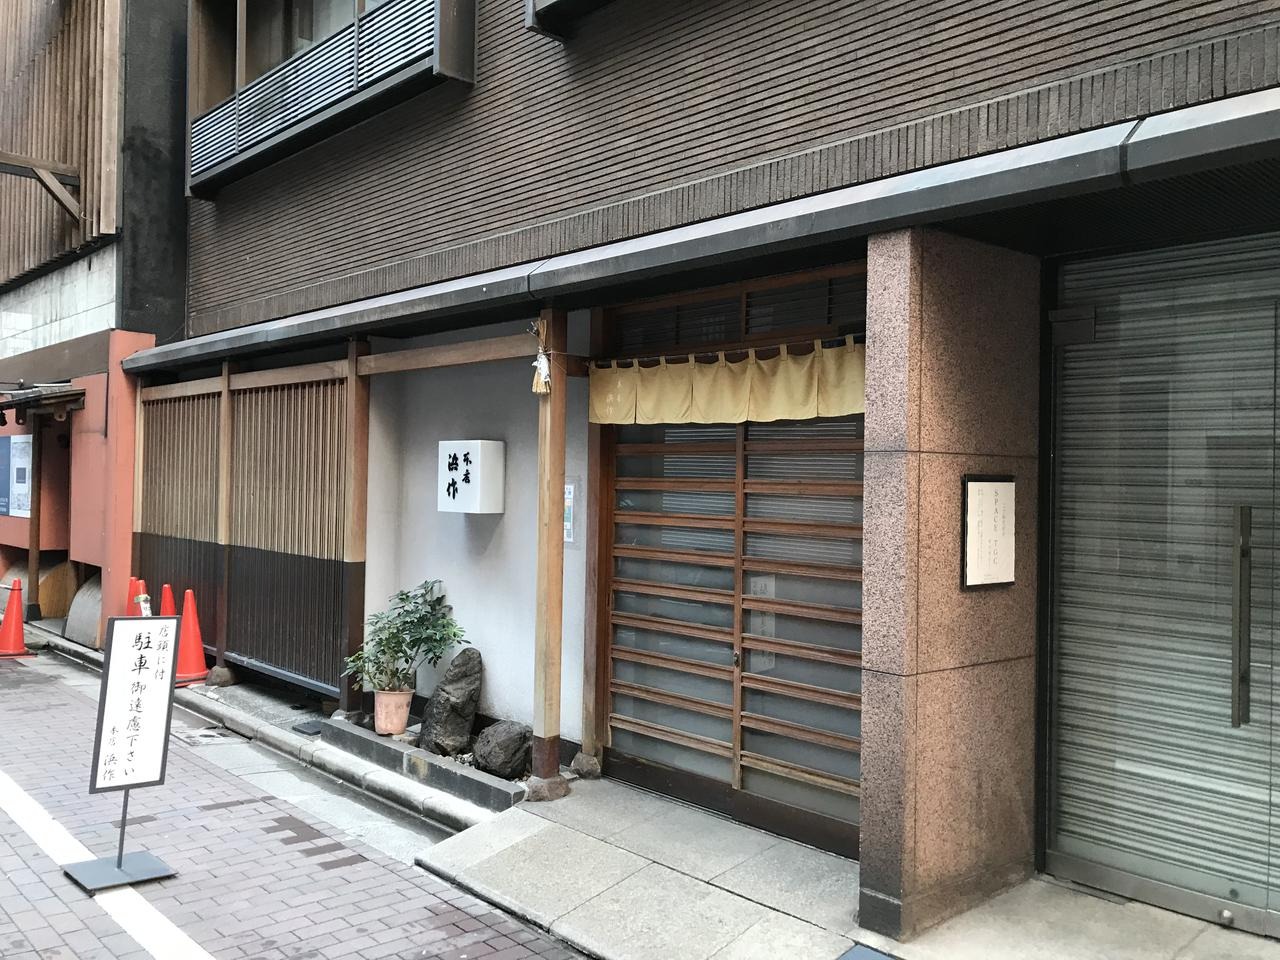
[605,415,863,854]
[611,269,867,356]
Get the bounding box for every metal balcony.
[189,0,473,194]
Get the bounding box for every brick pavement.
[0,657,581,960]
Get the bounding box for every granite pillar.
[858,228,1040,939]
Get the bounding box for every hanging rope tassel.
[531,317,551,394]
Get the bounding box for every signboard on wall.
[89,617,181,792]
[961,475,1015,589]
[0,435,32,518]
[438,440,505,513]
[563,482,574,542]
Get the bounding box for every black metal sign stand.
[63,614,182,894]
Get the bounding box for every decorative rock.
[419,648,482,756]
[205,664,238,687]
[525,774,571,802]
[472,720,531,779]
[570,751,602,779]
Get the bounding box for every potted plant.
[343,580,465,735]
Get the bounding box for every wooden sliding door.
[604,416,863,856]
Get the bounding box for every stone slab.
[885,880,1209,960]
[418,807,550,880]
[189,741,292,775]
[712,839,860,935]
[522,777,672,840]
[554,862,767,960]
[458,822,646,928]
[609,801,781,881]
[710,912,854,960]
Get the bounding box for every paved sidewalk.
[421,777,1280,960]
[0,654,582,960]
[423,778,861,960]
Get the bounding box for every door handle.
[1232,505,1252,727]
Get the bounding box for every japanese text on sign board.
[963,479,1015,587]
[91,618,181,792]
[444,450,473,500]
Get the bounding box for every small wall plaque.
[962,475,1015,589]
[438,440,505,513]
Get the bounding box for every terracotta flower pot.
[373,689,413,735]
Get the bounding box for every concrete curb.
[30,628,491,833]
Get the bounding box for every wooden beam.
[31,167,81,220]
[229,359,346,391]
[215,362,232,667]
[25,421,42,621]
[341,340,370,712]
[100,0,121,234]
[532,309,568,785]
[140,360,345,402]
[355,333,538,377]
[140,376,223,401]
[0,150,79,185]
[581,307,610,762]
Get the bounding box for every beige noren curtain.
[589,337,865,425]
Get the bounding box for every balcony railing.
[190,0,439,184]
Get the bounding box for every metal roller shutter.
[1049,233,1280,926]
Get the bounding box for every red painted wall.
[98,331,153,636]
[0,415,71,553]
[0,330,154,643]
[69,373,109,567]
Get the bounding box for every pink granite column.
[859,228,1040,938]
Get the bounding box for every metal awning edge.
[124,88,1280,375]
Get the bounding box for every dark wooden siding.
[188,0,1280,333]
[135,533,221,648]
[225,547,352,693]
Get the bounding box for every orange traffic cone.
[133,579,149,616]
[174,589,208,686]
[125,576,139,616]
[159,583,177,617]
[0,579,32,658]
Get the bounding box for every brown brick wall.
[187,0,1280,334]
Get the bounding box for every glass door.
[1048,255,1279,933]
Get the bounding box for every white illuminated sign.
[438,440,505,514]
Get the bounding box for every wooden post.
[531,308,569,793]
[580,308,610,765]
[25,417,42,621]
[341,340,370,712]
[215,362,232,667]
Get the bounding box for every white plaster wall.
[0,246,117,359]
[364,316,589,743]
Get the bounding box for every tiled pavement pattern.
[0,657,581,960]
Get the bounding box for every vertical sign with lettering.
[962,476,1016,589]
[438,440,505,513]
[89,617,181,792]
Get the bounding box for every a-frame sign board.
[63,616,181,893]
